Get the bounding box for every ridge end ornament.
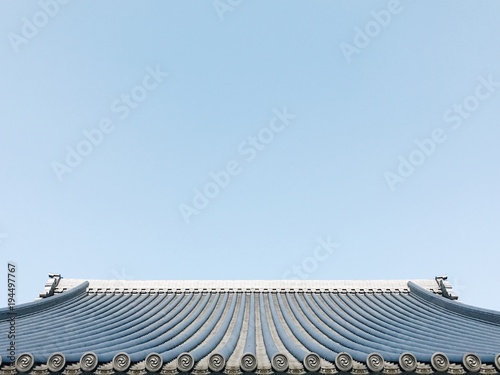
[112,352,131,372]
[335,352,353,372]
[47,353,66,372]
[177,353,194,372]
[16,353,35,373]
[80,352,99,372]
[209,353,225,372]
[145,353,163,373]
[272,354,288,372]
[399,352,417,372]
[240,353,257,372]
[431,353,449,372]
[462,353,481,373]
[366,353,384,372]
[304,353,321,372]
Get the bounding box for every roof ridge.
[42,276,447,297]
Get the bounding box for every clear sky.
[1,1,500,310]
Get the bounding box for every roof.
[1,275,500,375]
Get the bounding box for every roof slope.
[1,276,500,374]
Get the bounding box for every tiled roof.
[1,275,500,375]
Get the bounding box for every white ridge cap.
[49,278,442,294]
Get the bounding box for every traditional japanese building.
[1,275,500,375]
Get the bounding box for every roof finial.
[39,273,62,298]
[435,275,458,300]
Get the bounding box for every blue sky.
[1,1,500,310]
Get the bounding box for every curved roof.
[1,275,500,374]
